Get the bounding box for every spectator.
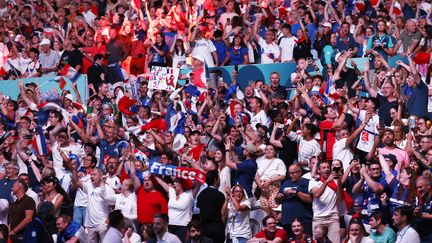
[369,211,397,242]
[248,216,288,243]
[185,220,214,243]
[222,184,252,242]
[102,210,125,243]
[153,214,181,243]
[309,160,341,243]
[197,170,225,243]
[39,38,60,77]
[56,214,83,243]
[0,162,19,201]
[71,165,115,243]
[279,24,298,63]
[344,218,374,243]
[288,218,315,243]
[413,176,432,241]
[275,163,313,237]
[22,202,55,243]
[392,206,421,243]
[9,180,36,243]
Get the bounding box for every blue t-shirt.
[228,46,248,65]
[234,159,257,198]
[0,178,16,202]
[370,226,396,243]
[336,33,359,54]
[407,80,428,118]
[150,44,169,65]
[57,221,82,243]
[213,40,227,65]
[367,34,394,59]
[360,176,388,224]
[279,178,313,225]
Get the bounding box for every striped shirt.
[288,131,321,171]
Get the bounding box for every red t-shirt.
[81,45,106,74]
[136,186,168,224]
[319,120,336,161]
[255,228,288,241]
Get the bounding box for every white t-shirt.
[250,110,269,129]
[105,174,121,191]
[279,36,298,62]
[332,138,353,171]
[256,156,286,181]
[288,131,321,171]
[52,142,85,178]
[83,182,115,227]
[74,174,90,207]
[192,38,216,67]
[114,193,137,220]
[396,225,421,243]
[356,110,380,153]
[168,187,194,226]
[226,200,252,239]
[308,178,338,218]
[258,37,280,64]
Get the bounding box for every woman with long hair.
[288,218,315,243]
[222,33,249,66]
[154,176,200,242]
[40,176,72,217]
[378,154,417,213]
[214,148,231,196]
[169,37,189,69]
[148,32,169,68]
[343,218,373,243]
[223,184,252,242]
[365,19,394,59]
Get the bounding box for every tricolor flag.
[32,126,49,156]
[52,77,67,90]
[165,103,186,134]
[59,64,81,83]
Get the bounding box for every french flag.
[59,64,81,83]
[53,76,67,90]
[32,126,49,156]
[165,103,186,134]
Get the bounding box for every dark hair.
[29,47,39,55]
[154,213,169,224]
[304,123,320,136]
[395,206,413,224]
[370,210,387,225]
[187,220,201,231]
[108,210,125,228]
[205,170,219,185]
[262,215,275,226]
[94,54,104,61]
[349,218,367,236]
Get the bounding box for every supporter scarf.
[320,177,353,210]
[149,161,206,184]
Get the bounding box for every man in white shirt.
[279,23,298,62]
[102,210,125,243]
[249,97,269,130]
[309,160,341,243]
[191,25,218,67]
[72,166,115,243]
[393,206,421,243]
[81,1,96,27]
[253,18,280,64]
[39,38,60,76]
[218,0,239,28]
[153,214,181,243]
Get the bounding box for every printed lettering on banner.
[148,66,179,91]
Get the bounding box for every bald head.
[288,164,302,181]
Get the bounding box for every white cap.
[65,93,74,101]
[322,21,332,28]
[39,38,51,46]
[192,55,205,63]
[335,52,343,61]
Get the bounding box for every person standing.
[102,210,125,243]
[9,180,36,243]
[308,160,341,243]
[197,170,225,243]
[275,164,313,237]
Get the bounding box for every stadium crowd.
[0,0,432,242]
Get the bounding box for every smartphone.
[234,64,238,72]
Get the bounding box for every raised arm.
[363,63,378,98]
[378,154,395,185]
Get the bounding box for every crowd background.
[0,0,432,242]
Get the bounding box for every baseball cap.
[192,55,205,63]
[39,38,51,46]
[322,22,332,28]
[241,143,257,154]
